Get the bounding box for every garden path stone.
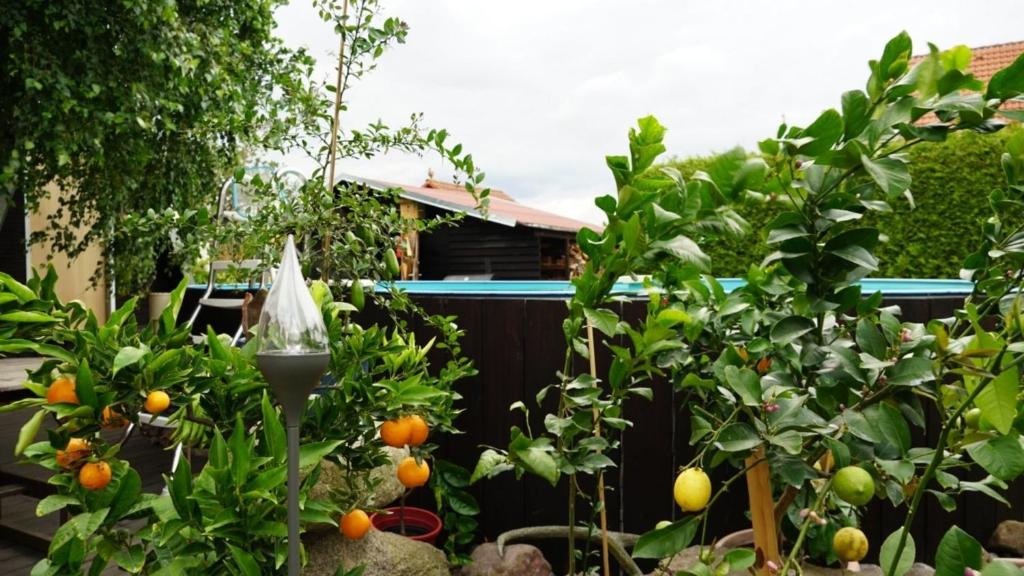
[304,528,450,576]
[460,542,553,576]
[990,520,1024,556]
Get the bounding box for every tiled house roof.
[335,174,603,234]
[909,41,1024,122]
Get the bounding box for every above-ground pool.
[193,278,974,297]
[373,278,974,297]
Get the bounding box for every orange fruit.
[380,419,411,448]
[397,456,430,488]
[404,415,429,447]
[340,509,371,540]
[56,438,91,469]
[144,391,170,415]
[46,377,79,405]
[79,461,112,491]
[101,406,127,429]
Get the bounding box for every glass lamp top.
[256,235,328,355]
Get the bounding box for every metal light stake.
[255,236,329,575]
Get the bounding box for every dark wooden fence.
[184,290,1017,564]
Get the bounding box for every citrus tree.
[473,32,1024,576]
[471,115,754,574]
[625,33,1024,576]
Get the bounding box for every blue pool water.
[193,279,973,297]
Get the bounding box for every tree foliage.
[0,0,318,293]
[670,126,1023,279]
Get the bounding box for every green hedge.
[666,124,1021,278]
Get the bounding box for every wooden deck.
[0,391,177,575]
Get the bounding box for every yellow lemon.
[833,466,875,506]
[673,468,711,512]
[833,527,869,562]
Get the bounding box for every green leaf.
[830,244,879,271]
[724,548,757,572]
[879,31,913,82]
[229,544,261,576]
[447,489,480,516]
[724,366,762,407]
[842,90,871,139]
[770,316,816,345]
[934,526,982,576]
[471,449,510,484]
[299,441,343,469]
[0,273,37,303]
[109,468,141,521]
[0,311,59,323]
[798,109,844,156]
[982,560,1023,576]
[881,528,916,576]
[36,495,79,517]
[632,517,698,559]
[967,435,1024,482]
[112,346,146,375]
[986,52,1024,100]
[584,308,620,337]
[650,236,710,269]
[887,357,934,387]
[976,366,1019,435]
[714,423,762,453]
[861,155,911,198]
[630,116,668,174]
[75,360,98,409]
[168,457,194,521]
[261,393,286,463]
[856,319,887,359]
[15,410,45,457]
[113,546,146,573]
[513,442,558,486]
[868,403,911,455]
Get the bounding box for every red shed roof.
[335,174,603,234]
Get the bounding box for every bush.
[667,124,1023,278]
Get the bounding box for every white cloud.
[273,0,1024,227]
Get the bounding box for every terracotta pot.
[370,506,443,546]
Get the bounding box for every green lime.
[964,408,982,429]
[655,520,672,530]
[832,466,875,506]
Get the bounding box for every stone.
[990,520,1024,556]
[307,446,409,532]
[304,528,450,576]
[460,543,553,576]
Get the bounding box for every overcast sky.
[273,1,1024,226]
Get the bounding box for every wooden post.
[746,447,780,576]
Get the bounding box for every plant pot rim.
[370,506,443,545]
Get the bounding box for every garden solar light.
[255,235,330,575]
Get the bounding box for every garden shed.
[335,174,601,280]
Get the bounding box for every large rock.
[460,543,552,576]
[990,520,1024,555]
[308,446,408,524]
[304,528,450,576]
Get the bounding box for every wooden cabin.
[336,175,601,280]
